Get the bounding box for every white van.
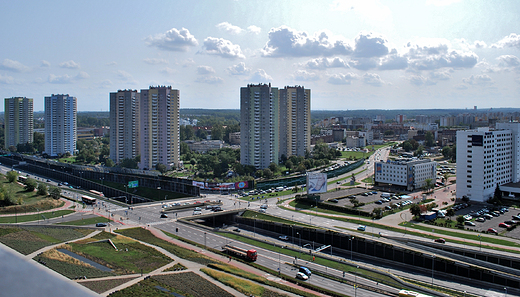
[380,193,391,198]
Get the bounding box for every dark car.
[233,228,240,232]
[160,213,168,218]
[434,238,446,243]
[330,199,339,203]
[279,235,289,241]
[95,223,107,227]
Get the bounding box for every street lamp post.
[278,246,284,274]
[355,265,359,297]
[204,232,207,249]
[350,236,354,260]
[431,254,435,286]
[504,287,507,297]
[291,225,294,246]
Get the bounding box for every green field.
[0,209,74,223]
[57,216,113,226]
[0,225,94,255]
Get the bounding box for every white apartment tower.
[139,86,180,170]
[279,86,310,159]
[240,83,279,169]
[109,90,140,164]
[4,97,33,149]
[456,123,520,202]
[44,94,77,156]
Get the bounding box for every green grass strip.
[0,210,74,223]
[56,216,113,226]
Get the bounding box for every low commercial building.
[374,159,437,191]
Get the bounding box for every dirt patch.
[42,249,94,268]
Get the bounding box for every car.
[233,228,240,232]
[385,205,392,210]
[336,181,341,184]
[357,225,366,231]
[46,179,51,182]
[488,228,498,234]
[464,221,476,226]
[160,213,168,218]
[193,211,202,215]
[95,223,107,227]
[512,215,520,220]
[434,238,446,243]
[330,199,339,203]
[260,204,268,209]
[279,235,289,241]
[296,272,309,280]
[499,222,511,228]
[258,209,266,213]
[302,243,312,249]
[194,207,202,211]
[505,220,519,225]
[375,200,383,205]
[484,214,494,219]
[213,207,223,212]
[206,205,215,210]
[475,217,486,222]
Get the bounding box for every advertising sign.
[307,172,327,194]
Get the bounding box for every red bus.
[89,190,104,197]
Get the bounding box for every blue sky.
[1,0,520,111]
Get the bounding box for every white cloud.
[76,71,90,79]
[59,60,80,69]
[378,54,408,70]
[48,74,73,84]
[353,31,390,58]
[473,40,487,49]
[201,37,245,59]
[41,60,51,67]
[247,25,261,35]
[146,27,199,51]
[429,70,452,80]
[144,58,169,65]
[227,62,251,75]
[363,73,384,86]
[462,74,494,86]
[106,61,117,66]
[349,58,378,70]
[0,73,15,84]
[492,33,520,49]
[293,70,319,81]
[327,73,358,85]
[161,67,175,75]
[0,59,30,72]
[216,22,243,34]
[182,59,195,68]
[100,79,113,88]
[262,26,353,57]
[497,55,520,68]
[196,76,223,84]
[405,39,478,71]
[250,69,272,82]
[197,65,215,75]
[116,70,134,81]
[303,57,349,69]
[408,75,436,86]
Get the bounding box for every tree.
[263,168,273,179]
[442,172,450,185]
[425,131,435,147]
[105,158,115,168]
[424,178,434,193]
[410,204,422,217]
[24,178,37,192]
[456,215,465,225]
[372,207,383,219]
[156,163,167,174]
[441,146,451,159]
[414,145,424,157]
[446,208,455,220]
[119,156,140,169]
[49,186,61,199]
[6,171,18,183]
[37,183,48,196]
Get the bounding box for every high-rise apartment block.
[139,86,180,170]
[44,94,77,156]
[109,90,140,164]
[456,122,520,202]
[240,83,280,169]
[279,86,310,159]
[4,97,33,149]
[240,83,311,169]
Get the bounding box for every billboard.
[307,172,327,194]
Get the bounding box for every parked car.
[330,199,339,203]
[504,220,518,225]
[279,235,289,241]
[160,213,168,218]
[258,209,266,213]
[233,228,240,232]
[499,222,511,228]
[96,223,107,227]
[488,228,498,234]
[464,221,476,226]
[475,217,486,222]
[434,238,446,243]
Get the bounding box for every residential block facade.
[4,97,33,149]
[279,86,310,159]
[44,94,77,156]
[374,159,437,191]
[109,90,140,164]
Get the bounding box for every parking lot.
[454,203,520,238]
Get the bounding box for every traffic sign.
[128,180,138,188]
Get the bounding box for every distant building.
[184,140,223,153]
[139,86,180,170]
[456,123,520,202]
[4,97,33,149]
[109,90,140,164]
[228,132,240,145]
[44,94,77,156]
[279,86,310,159]
[240,83,279,169]
[374,159,437,191]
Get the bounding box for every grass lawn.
[0,176,65,214]
[0,225,94,255]
[66,232,172,275]
[56,216,113,226]
[0,209,74,223]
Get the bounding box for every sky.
[1,0,520,112]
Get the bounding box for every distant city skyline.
[1,0,520,112]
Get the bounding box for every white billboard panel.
[307,172,327,194]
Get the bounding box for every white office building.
[374,159,437,191]
[44,94,77,156]
[456,123,519,202]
